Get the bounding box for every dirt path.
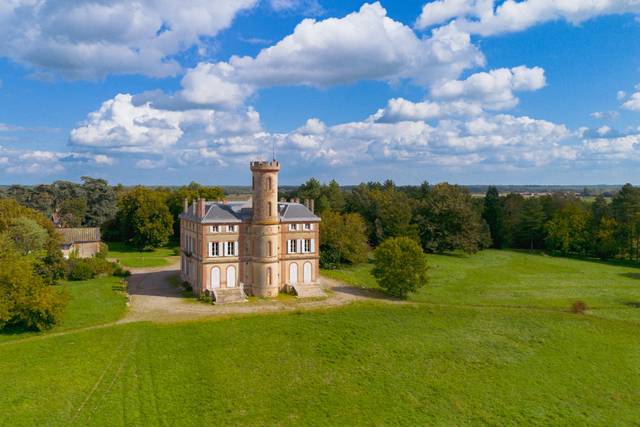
[120,262,403,324]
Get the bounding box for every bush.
[373,237,429,299]
[571,300,588,314]
[113,265,131,277]
[66,256,116,280]
[67,259,96,281]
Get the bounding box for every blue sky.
[1,0,640,185]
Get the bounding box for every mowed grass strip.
[323,249,640,321]
[106,241,178,268]
[0,303,639,426]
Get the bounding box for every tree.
[8,217,48,255]
[611,184,640,261]
[81,177,117,227]
[0,234,68,331]
[482,186,504,248]
[588,195,618,259]
[544,202,589,255]
[0,199,65,284]
[324,180,345,212]
[414,183,490,253]
[116,188,174,249]
[372,237,428,298]
[320,210,369,267]
[58,198,88,227]
[515,198,545,250]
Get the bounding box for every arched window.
[268,241,272,257]
[268,201,272,217]
[267,267,272,285]
[267,177,272,190]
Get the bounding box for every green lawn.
[106,241,178,268]
[0,275,128,343]
[2,250,640,425]
[323,250,640,321]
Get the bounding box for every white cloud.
[622,91,640,111]
[0,0,257,79]
[0,146,114,174]
[416,0,640,35]
[617,90,628,101]
[372,97,483,123]
[179,3,483,106]
[69,93,262,153]
[430,66,546,110]
[591,111,619,120]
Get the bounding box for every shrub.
[113,265,131,277]
[67,259,96,281]
[571,300,588,314]
[373,237,429,299]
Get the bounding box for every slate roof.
[180,200,320,223]
[58,227,101,244]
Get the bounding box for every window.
[224,241,238,256]
[287,239,298,254]
[210,225,219,233]
[228,225,236,232]
[267,177,272,190]
[268,201,272,217]
[288,223,298,231]
[304,223,312,231]
[209,242,219,257]
[268,241,272,257]
[304,239,311,253]
[267,267,272,285]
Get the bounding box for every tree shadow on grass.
[619,272,640,280]
[623,301,640,308]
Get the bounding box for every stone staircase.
[291,283,326,299]
[212,287,247,304]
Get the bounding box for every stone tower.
[250,160,281,297]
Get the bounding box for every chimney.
[197,198,206,218]
[310,199,315,213]
[183,198,189,213]
[192,200,197,215]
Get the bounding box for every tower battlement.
[250,160,280,171]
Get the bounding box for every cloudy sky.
[1,0,640,185]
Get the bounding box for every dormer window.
[304,223,312,231]
[228,225,236,232]
[210,225,219,233]
[288,224,298,231]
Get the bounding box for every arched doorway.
[289,263,298,284]
[303,262,312,283]
[211,267,220,289]
[226,265,236,288]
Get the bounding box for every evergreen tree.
[482,186,503,248]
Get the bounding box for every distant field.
[106,241,178,267]
[2,250,640,425]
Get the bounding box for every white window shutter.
[287,240,291,254]
[223,242,227,256]
[310,239,315,253]
[234,241,239,256]
[297,239,302,254]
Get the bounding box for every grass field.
[2,250,640,425]
[0,275,128,343]
[322,250,640,321]
[106,241,179,268]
